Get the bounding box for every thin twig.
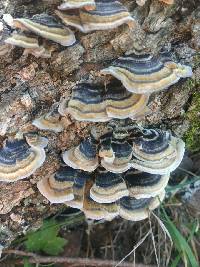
[114,229,152,267]
[2,249,156,267]
[148,213,159,267]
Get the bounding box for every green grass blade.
[160,205,199,267]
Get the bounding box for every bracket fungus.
[119,190,165,221]
[13,14,76,46]
[4,32,51,58]
[101,53,193,94]
[130,129,185,174]
[66,170,91,209]
[55,0,136,33]
[0,134,48,182]
[33,103,65,132]
[100,136,133,173]
[90,167,129,203]
[0,22,13,56]
[58,0,96,10]
[59,83,149,122]
[37,162,168,221]
[37,166,75,203]
[124,170,170,199]
[62,133,99,172]
[36,122,185,221]
[61,124,185,176]
[5,33,39,49]
[83,180,120,221]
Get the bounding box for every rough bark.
[0,0,199,247]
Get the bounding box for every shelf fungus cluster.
[1,0,136,57]
[59,53,192,122]
[0,134,48,182]
[2,13,76,57]
[37,165,166,221]
[55,0,136,33]
[59,83,149,121]
[37,124,184,221]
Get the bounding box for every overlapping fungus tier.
[0,134,48,182]
[61,124,185,175]
[36,123,185,221]
[55,0,136,33]
[37,164,167,221]
[59,83,149,122]
[101,53,193,94]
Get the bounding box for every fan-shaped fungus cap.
[99,131,115,163]
[63,83,149,122]
[5,33,39,49]
[66,171,91,209]
[13,14,76,46]
[101,138,133,173]
[124,169,170,198]
[105,85,149,120]
[58,0,96,10]
[101,53,193,94]
[0,134,48,182]
[33,103,65,132]
[83,181,119,220]
[0,22,13,56]
[119,190,165,221]
[131,129,175,161]
[90,167,129,203]
[55,0,136,33]
[62,134,99,172]
[37,166,77,203]
[130,135,185,175]
[62,83,109,122]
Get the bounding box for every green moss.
[184,90,200,151]
[183,53,200,151]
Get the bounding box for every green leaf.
[24,219,67,256]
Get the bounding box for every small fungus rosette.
[62,133,99,172]
[0,134,48,182]
[33,103,65,133]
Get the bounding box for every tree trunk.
[0,0,199,247]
